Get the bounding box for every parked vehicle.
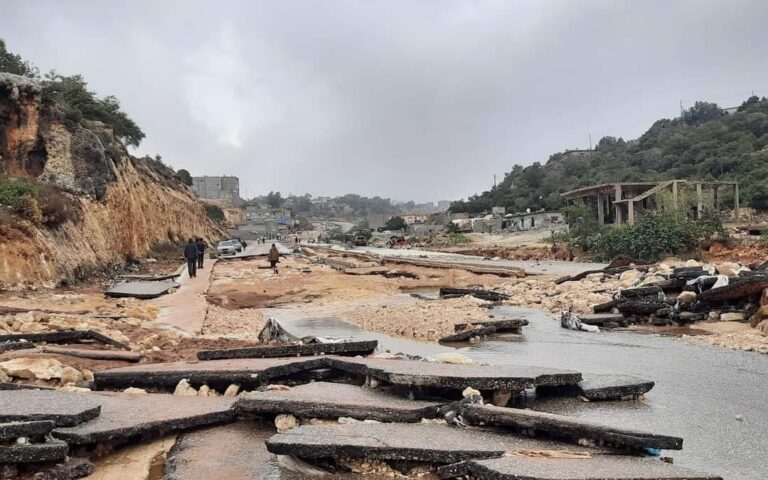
[353,235,368,246]
[217,240,237,256]
[228,239,244,252]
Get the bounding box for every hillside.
[0,71,223,288]
[451,98,768,214]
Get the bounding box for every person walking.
[184,239,198,278]
[196,238,206,269]
[268,243,280,274]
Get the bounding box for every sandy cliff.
[0,73,223,288]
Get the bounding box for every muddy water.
[271,304,767,479]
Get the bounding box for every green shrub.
[204,204,225,223]
[0,179,81,226]
[0,178,38,209]
[446,232,471,245]
[585,212,723,262]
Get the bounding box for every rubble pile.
[493,258,768,353]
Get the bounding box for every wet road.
[464,307,768,480]
[272,305,767,479]
[310,244,606,276]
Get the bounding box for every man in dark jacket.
[184,239,198,278]
[196,238,206,269]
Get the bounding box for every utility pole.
[588,133,592,150]
[493,174,497,188]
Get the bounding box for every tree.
[385,216,407,231]
[0,39,38,77]
[266,191,284,208]
[175,169,193,186]
[41,72,145,147]
[445,222,461,234]
[682,101,723,126]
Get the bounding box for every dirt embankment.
[0,73,224,288]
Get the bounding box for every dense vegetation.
[560,207,726,262]
[1,39,145,148]
[451,98,768,214]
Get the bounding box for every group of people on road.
[184,237,281,277]
[183,238,207,278]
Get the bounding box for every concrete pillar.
[628,200,635,225]
[597,194,605,225]
[696,183,703,219]
[672,181,679,211]
[614,185,624,224]
[734,183,740,220]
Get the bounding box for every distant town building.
[504,211,564,230]
[437,200,452,211]
[367,213,391,230]
[191,176,241,203]
[401,212,429,224]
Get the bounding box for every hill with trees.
[450,97,768,214]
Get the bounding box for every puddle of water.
[147,449,167,480]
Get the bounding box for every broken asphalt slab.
[578,374,655,401]
[0,420,55,441]
[0,390,101,427]
[266,423,604,465]
[439,287,511,302]
[105,281,179,299]
[166,422,376,480]
[326,357,581,390]
[118,273,180,282]
[460,404,682,451]
[196,339,378,361]
[52,392,235,445]
[266,423,504,464]
[0,330,129,350]
[577,314,628,327]
[442,455,722,480]
[0,440,68,464]
[236,382,444,422]
[454,319,529,332]
[440,326,499,343]
[93,357,328,389]
[0,341,35,354]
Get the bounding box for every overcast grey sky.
[4,0,768,202]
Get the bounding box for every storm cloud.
[4,0,768,202]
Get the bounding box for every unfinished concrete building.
[191,176,242,203]
[562,180,739,225]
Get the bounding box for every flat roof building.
[191,176,241,203]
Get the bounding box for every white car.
[229,239,244,252]
[217,240,237,256]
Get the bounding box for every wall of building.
[192,176,241,202]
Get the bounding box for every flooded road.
[271,305,766,479]
[463,307,768,480]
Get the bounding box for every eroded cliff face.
[0,73,224,288]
